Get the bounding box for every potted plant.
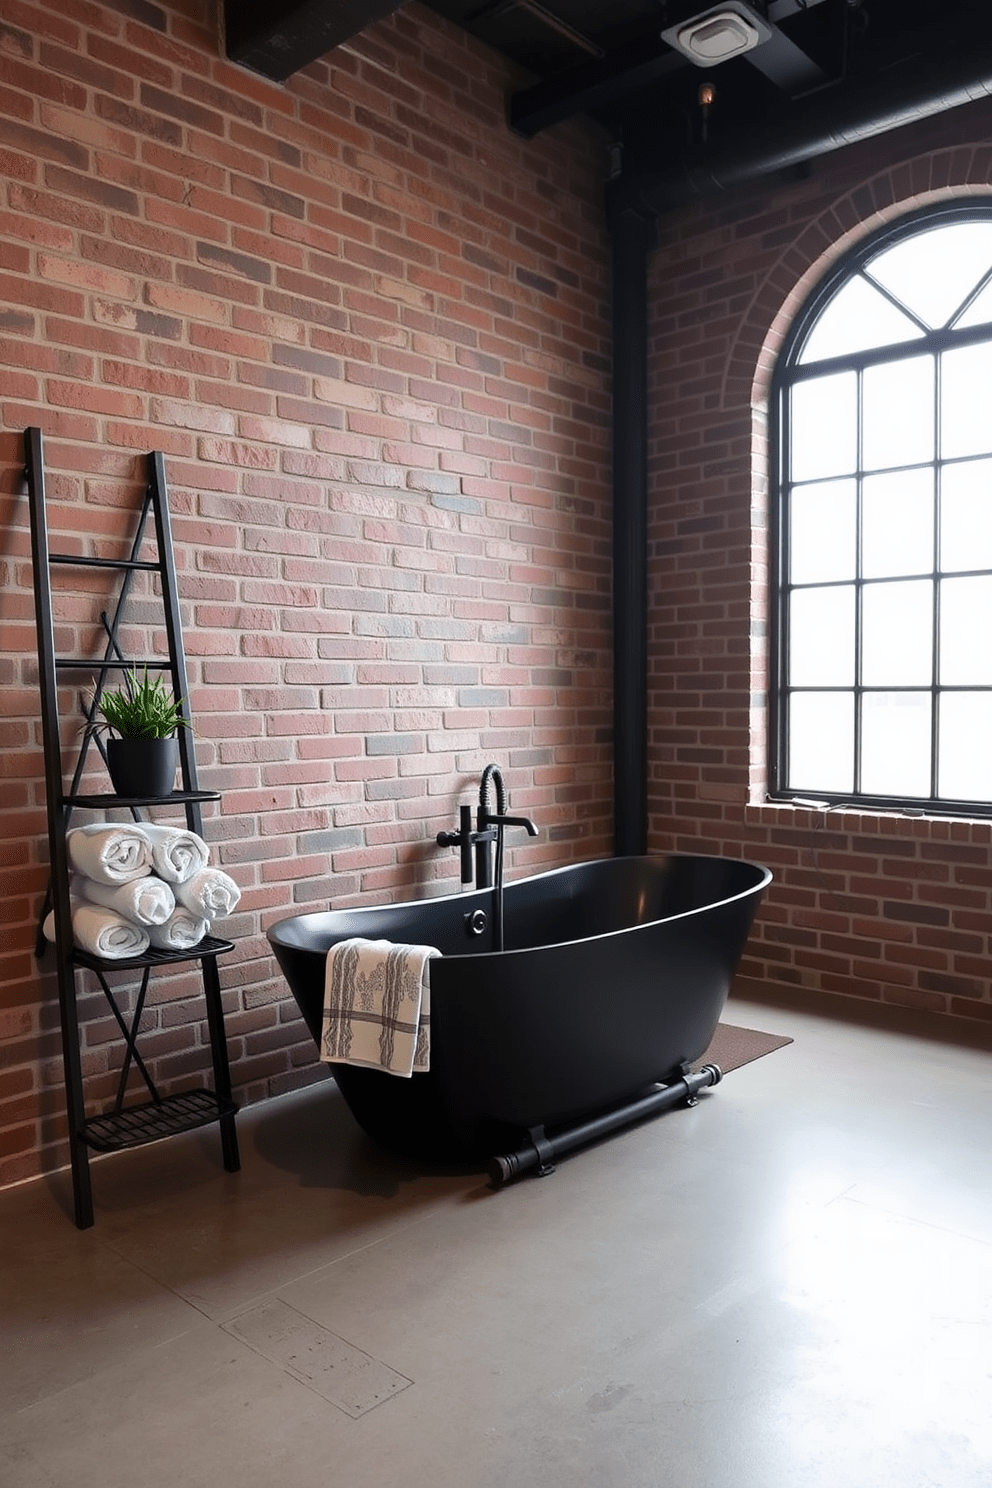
[90,668,189,798]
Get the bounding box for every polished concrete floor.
[3,990,992,1488]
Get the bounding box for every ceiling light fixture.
[662,2,772,66]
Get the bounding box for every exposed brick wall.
[0,0,614,1187]
[648,102,992,1025]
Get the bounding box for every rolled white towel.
[138,823,210,883]
[173,867,241,921]
[147,907,209,951]
[66,823,152,885]
[77,874,175,928]
[44,902,150,960]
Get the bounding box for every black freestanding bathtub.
[268,853,771,1178]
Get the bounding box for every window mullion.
[775,387,791,794]
[931,353,943,803]
[853,368,864,798]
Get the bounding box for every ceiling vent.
[661,2,771,66]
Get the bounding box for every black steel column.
[612,206,652,856]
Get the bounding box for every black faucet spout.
[481,811,538,837]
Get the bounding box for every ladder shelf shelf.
[65,789,221,810]
[82,1090,240,1155]
[70,935,236,975]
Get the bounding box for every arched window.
[771,205,992,816]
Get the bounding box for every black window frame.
[769,201,992,819]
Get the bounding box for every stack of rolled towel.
[43,821,242,960]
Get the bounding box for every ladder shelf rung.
[55,658,169,671]
[49,553,161,571]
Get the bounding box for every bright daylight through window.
[772,206,992,816]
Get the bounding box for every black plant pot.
[106,737,179,798]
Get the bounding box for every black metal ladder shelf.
[25,427,240,1229]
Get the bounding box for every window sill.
[746,798,992,843]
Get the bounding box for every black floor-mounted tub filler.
[268,853,772,1184]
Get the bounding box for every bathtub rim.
[266,851,773,960]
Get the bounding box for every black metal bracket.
[526,1124,557,1177]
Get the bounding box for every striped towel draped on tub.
[320,938,440,1078]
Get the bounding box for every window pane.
[939,576,992,684]
[861,692,932,796]
[941,343,992,459]
[789,586,855,685]
[862,468,934,578]
[941,458,992,572]
[867,221,992,329]
[788,692,854,793]
[938,692,992,802]
[862,355,934,471]
[790,479,856,583]
[798,276,923,363]
[790,373,857,482]
[861,580,933,686]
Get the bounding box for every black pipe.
[612,206,652,857]
[488,1063,722,1186]
[610,35,992,219]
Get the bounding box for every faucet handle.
[458,802,474,881]
[436,803,475,884]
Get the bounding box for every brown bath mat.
[697,1022,793,1074]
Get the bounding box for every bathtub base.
[488,1062,723,1187]
[331,1060,522,1163]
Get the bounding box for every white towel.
[44,902,150,960]
[173,867,241,921]
[147,907,209,951]
[77,874,175,927]
[65,823,152,885]
[320,938,439,1078]
[138,823,210,883]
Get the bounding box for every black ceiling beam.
[766,0,829,20]
[510,38,686,137]
[224,0,403,81]
[744,25,827,93]
[510,0,830,138]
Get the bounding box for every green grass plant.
[93,667,188,740]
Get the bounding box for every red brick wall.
[648,104,992,1025]
[0,0,614,1186]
